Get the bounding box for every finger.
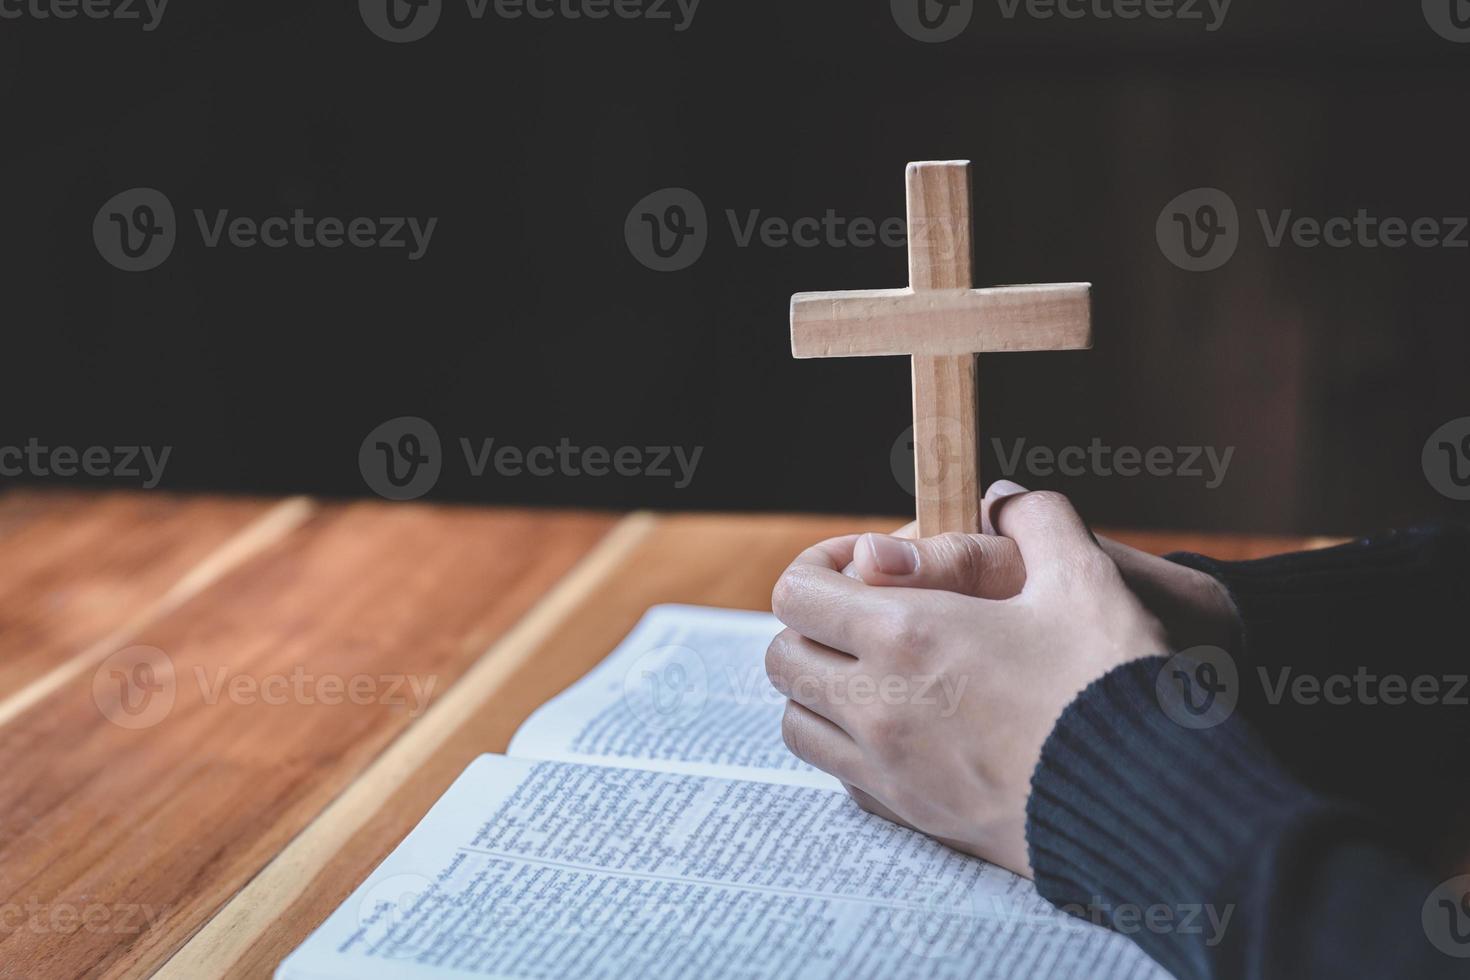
[789,535,862,573]
[765,629,859,732]
[851,531,1025,598]
[773,541,904,657]
[981,479,1028,535]
[781,701,866,786]
[985,484,1101,580]
[841,521,918,578]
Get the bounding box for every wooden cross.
[789,160,1092,537]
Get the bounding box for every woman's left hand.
[766,488,1167,877]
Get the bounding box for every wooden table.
[0,490,1336,980]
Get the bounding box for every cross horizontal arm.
[790,283,1092,358]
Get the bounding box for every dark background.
[3,1,1467,535]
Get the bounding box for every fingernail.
[864,533,919,576]
[986,480,1028,500]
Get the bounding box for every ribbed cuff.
[1026,656,1341,980]
[1165,525,1470,661]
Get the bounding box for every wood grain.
[789,285,1093,358]
[156,513,889,978]
[0,501,616,980]
[156,512,1331,978]
[788,160,1092,538]
[0,492,1342,979]
[905,160,974,292]
[0,491,295,709]
[912,353,980,534]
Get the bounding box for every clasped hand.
[765,482,1236,877]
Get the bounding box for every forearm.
[1166,524,1470,829]
[1028,656,1464,979]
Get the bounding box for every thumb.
[851,531,1025,599]
[985,482,1100,579]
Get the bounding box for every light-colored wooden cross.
[789,160,1092,537]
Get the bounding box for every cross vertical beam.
[907,161,979,535]
[788,160,1092,539]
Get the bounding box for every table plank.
[161,513,1331,979]
[0,491,300,718]
[0,501,617,980]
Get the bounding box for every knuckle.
[770,566,816,623]
[934,533,982,584]
[1013,489,1072,519]
[881,605,930,655]
[864,712,908,756]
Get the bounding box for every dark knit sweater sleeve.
[1165,524,1470,828]
[1023,524,1470,978]
[1027,657,1467,980]
[1165,523,1470,682]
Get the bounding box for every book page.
[508,605,842,790]
[278,756,1168,980]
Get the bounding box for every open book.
[278,605,1169,980]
